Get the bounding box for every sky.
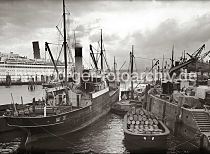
[0,0,210,71]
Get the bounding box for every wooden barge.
[123,107,170,153]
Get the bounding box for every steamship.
[0,42,65,85]
[4,0,120,144]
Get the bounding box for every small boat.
[123,106,170,153]
[111,90,141,115]
[111,46,142,115]
[42,80,63,89]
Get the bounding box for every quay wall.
[146,94,202,147]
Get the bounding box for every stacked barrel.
[126,107,163,134]
[0,137,21,154]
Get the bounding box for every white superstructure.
[0,52,65,83]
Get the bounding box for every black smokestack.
[75,43,83,74]
[32,41,41,59]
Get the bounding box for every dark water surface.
[26,113,126,154]
[0,85,199,154]
[19,113,199,154]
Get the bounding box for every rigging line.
[56,16,63,28]
[135,56,172,60]
[57,25,61,58]
[52,44,64,76]
[92,45,100,53]
[102,45,109,70]
[128,58,131,73]
[67,44,73,63]
[134,57,138,72]
[65,8,71,15]
[135,57,154,60]
[90,63,94,70]
[47,43,63,46]
[95,44,100,63]
[119,61,126,72]
[56,25,64,38]
[103,47,107,61]
[55,44,64,68]
[97,41,101,50]
[83,57,93,69]
[102,54,110,70]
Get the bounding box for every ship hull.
[0,103,33,133]
[5,88,119,142]
[123,112,170,153]
[124,132,168,153]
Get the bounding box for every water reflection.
[27,113,127,153]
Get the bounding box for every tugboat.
[111,96,140,116]
[111,46,141,115]
[123,106,170,153]
[4,0,119,143]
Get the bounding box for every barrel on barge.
[123,107,170,153]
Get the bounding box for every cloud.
[131,14,210,59]
[1,0,210,72]
[105,13,210,72]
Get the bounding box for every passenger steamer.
[0,45,65,85]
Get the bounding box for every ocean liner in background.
[0,41,65,86]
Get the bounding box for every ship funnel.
[75,43,83,75]
[32,41,41,59]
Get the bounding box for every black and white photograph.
[0,0,210,153]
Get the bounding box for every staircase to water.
[192,111,210,133]
[192,111,210,149]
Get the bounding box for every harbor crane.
[169,44,205,76]
[186,44,205,59]
[89,44,98,70]
[89,29,110,71]
[45,42,59,79]
[199,50,210,61]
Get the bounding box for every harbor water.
[0,85,45,105]
[0,85,200,153]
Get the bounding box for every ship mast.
[63,0,67,85]
[171,44,174,68]
[62,0,70,105]
[114,56,116,75]
[100,29,103,71]
[130,45,134,100]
